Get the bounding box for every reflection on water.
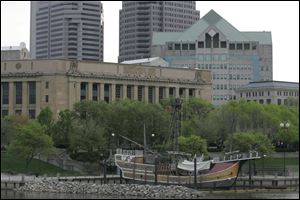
[1,189,299,199]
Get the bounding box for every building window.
[159,87,164,102]
[198,41,204,48]
[189,43,195,50]
[15,82,22,105]
[229,43,235,50]
[104,84,110,103]
[116,84,121,99]
[127,85,132,99]
[2,82,9,105]
[80,82,87,101]
[182,43,188,50]
[266,99,271,104]
[205,33,211,48]
[237,43,242,50]
[2,110,9,117]
[244,43,250,50]
[138,86,143,101]
[45,95,49,103]
[93,83,98,101]
[259,99,264,104]
[213,33,219,48]
[220,41,227,48]
[29,109,36,119]
[174,43,180,50]
[28,82,36,104]
[277,99,281,105]
[148,87,154,103]
[45,81,49,89]
[167,43,173,50]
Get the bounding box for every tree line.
[1,98,299,167]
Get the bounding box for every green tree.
[178,135,208,156]
[52,109,75,149]
[1,115,30,146]
[223,131,274,155]
[37,107,54,136]
[286,96,299,107]
[70,119,106,155]
[7,121,54,170]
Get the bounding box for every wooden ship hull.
[115,154,243,189]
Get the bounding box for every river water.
[1,189,299,199]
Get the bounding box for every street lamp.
[279,122,290,176]
[262,154,266,177]
[151,134,155,149]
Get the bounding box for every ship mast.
[171,98,182,154]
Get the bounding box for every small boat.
[115,149,261,189]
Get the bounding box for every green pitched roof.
[242,32,272,45]
[152,32,181,45]
[152,9,272,45]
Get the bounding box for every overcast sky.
[1,1,299,82]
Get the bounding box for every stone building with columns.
[1,59,212,119]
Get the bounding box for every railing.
[214,151,261,163]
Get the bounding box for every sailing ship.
[114,98,261,188]
[115,149,260,188]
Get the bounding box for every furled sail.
[177,159,212,172]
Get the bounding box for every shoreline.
[14,180,204,198]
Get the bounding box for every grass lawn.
[1,152,81,176]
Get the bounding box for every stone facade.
[1,42,30,61]
[235,81,299,105]
[1,60,212,118]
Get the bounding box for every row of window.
[1,109,36,119]
[212,74,252,80]
[277,91,299,97]
[79,82,196,103]
[1,82,36,105]
[212,95,236,101]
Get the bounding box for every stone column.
[35,81,41,115]
[76,81,81,102]
[165,87,169,99]
[100,83,105,100]
[68,81,75,110]
[144,86,148,103]
[185,88,189,100]
[133,85,138,100]
[88,82,93,100]
[111,84,116,102]
[22,81,28,116]
[8,82,14,115]
[123,84,127,99]
[155,86,159,104]
[195,89,200,98]
[175,87,180,98]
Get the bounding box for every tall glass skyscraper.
[30,1,104,62]
[119,1,200,63]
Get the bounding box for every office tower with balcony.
[119,1,200,62]
[30,1,104,61]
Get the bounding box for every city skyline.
[1,1,299,82]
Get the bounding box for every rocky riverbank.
[15,180,203,198]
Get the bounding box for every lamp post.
[279,122,289,176]
[262,154,266,177]
[110,133,115,157]
[151,133,155,149]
